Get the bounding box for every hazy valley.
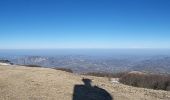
[1,49,170,74]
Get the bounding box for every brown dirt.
[0,65,169,100]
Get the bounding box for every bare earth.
[0,65,170,100]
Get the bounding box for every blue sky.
[0,0,170,49]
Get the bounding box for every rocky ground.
[0,65,170,100]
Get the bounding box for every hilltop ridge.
[0,65,169,100]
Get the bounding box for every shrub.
[0,60,11,63]
[84,72,128,78]
[53,67,73,73]
[119,73,170,91]
[24,64,42,67]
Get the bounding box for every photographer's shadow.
[73,78,113,100]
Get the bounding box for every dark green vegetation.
[0,59,13,65]
[23,64,73,73]
[84,72,128,78]
[85,71,170,91]
[119,73,170,91]
[0,60,11,63]
[53,67,73,73]
[23,64,42,67]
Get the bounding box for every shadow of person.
[73,78,113,100]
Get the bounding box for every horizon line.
[0,48,170,50]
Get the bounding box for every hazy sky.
[0,0,170,49]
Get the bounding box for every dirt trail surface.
[0,65,170,100]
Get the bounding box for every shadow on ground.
[73,78,113,100]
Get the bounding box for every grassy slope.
[0,65,170,100]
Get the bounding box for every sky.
[0,0,170,49]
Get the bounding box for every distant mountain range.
[131,57,170,73]
[1,55,170,74]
